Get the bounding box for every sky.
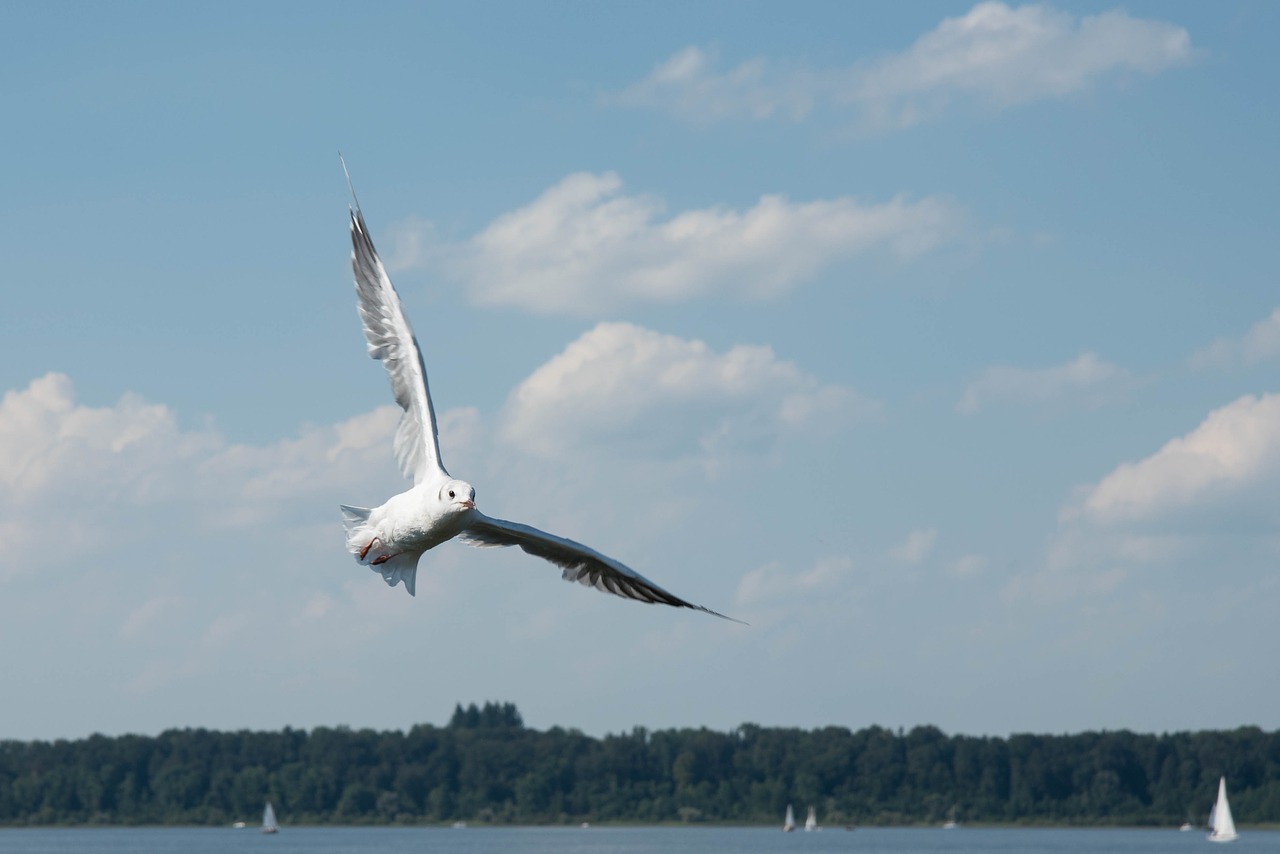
[2,0,1278,743]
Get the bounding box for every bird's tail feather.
[372,552,420,596]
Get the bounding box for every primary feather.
[349,207,447,485]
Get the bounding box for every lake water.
[1,826,1274,854]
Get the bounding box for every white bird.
[337,164,736,622]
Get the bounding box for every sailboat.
[1207,777,1237,843]
[783,804,796,832]
[804,806,818,831]
[261,800,279,835]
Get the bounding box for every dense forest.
[2,702,1278,827]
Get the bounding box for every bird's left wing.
[348,194,448,485]
[459,513,741,622]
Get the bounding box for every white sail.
[262,800,279,834]
[804,806,817,831]
[783,804,796,832]
[1207,777,1238,843]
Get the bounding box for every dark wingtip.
[700,605,748,625]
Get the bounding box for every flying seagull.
[337,163,737,622]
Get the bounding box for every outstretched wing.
[459,513,741,622]
[348,202,448,484]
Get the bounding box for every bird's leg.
[359,538,380,560]
[370,553,395,566]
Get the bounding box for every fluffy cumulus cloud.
[437,172,964,315]
[0,372,217,500]
[1008,393,1280,604]
[957,352,1128,415]
[1072,393,1280,525]
[0,372,397,583]
[0,374,217,577]
[612,3,1195,130]
[500,321,875,462]
[0,323,861,733]
[3,327,858,586]
[1190,307,1280,369]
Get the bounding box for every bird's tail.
[371,552,420,596]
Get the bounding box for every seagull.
[337,162,737,622]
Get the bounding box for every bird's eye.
[448,490,455,498]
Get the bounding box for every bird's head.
[440,479,476,512]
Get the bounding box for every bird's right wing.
[459,512,742,622]
[345,165,448,484]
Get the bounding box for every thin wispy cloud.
[1190,307,1280,369]
[949,554,988,578]
[958,352,1129,415]
[735,555,853,607]
[891,527,938,564]
[610,46,821,124]
[611,2,1196,131]
[424,171,965,315]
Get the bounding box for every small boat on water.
[261,800,279,835]
[804,806,818,831]
[1207,776,1238,843]
[783,804,796,832]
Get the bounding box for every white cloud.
[735,555,853,606]
[437,171,964,315]
[1072,393,1280,524]
[611,46,821,123]
[0,349,856,737]
[958,352,1128,415]
[612,3,1195,131]
[1,324,856,587]
[891,527,938,564]
[1190,308,1280,369]
[0,372,218,499]
[849,2,1195,127]
[0,372,398,583]
[1008,393,1280,604]
[949,554,987,578]
[120,594,188,640]
[500,321,876,462]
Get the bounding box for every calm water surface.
[2,826,1275,854]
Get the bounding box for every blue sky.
[3,1,1279,742]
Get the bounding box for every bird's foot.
[370,553,394,566]
[359,538,380,560]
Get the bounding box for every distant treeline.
[2,702,1278,827]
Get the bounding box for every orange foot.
[371,553,393,566]
[359,538,379,560]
